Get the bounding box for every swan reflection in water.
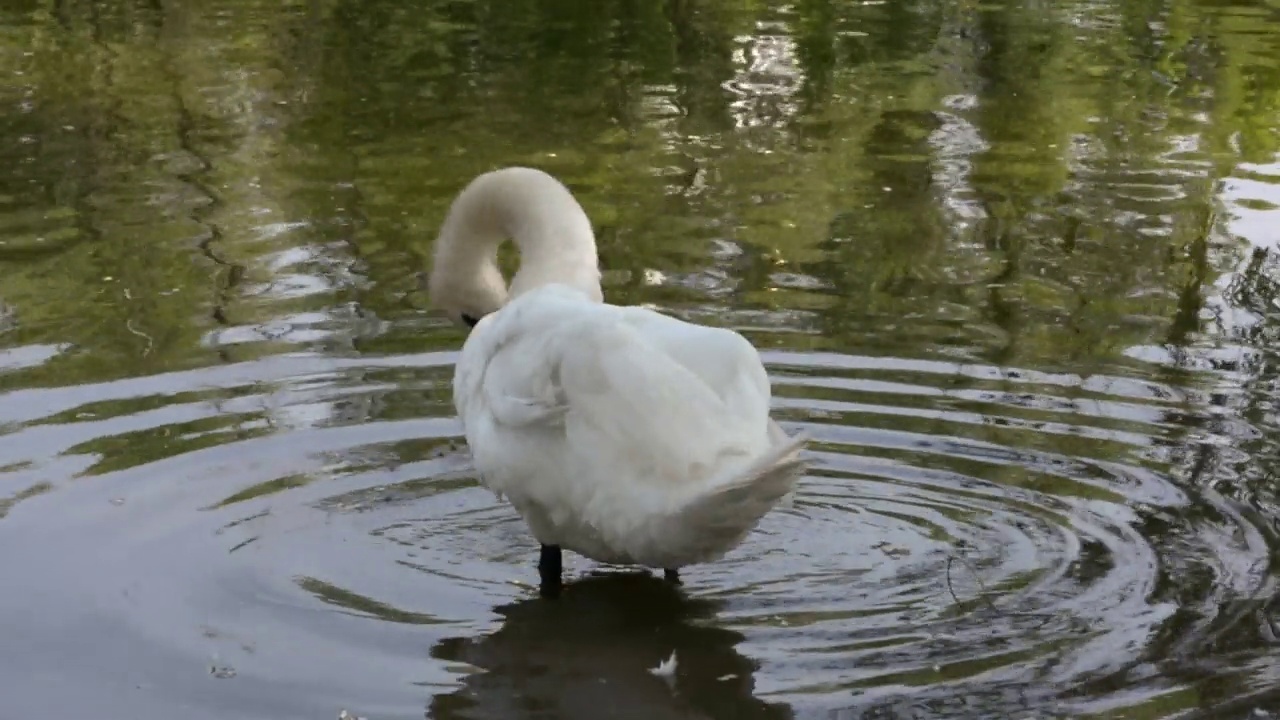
[428,572,793,720]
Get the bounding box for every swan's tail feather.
[659,431,809,566]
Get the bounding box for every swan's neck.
[433,167,603,304]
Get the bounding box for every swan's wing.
[454,298,571,430]
[455,285,774,492]
[612,306,774,425]
[558,315,769,485]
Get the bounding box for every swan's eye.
[461,313,480,328]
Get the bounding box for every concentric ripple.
[684,352,1188,716]
[1,336,1275,719]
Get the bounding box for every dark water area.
[1,0,1279,718]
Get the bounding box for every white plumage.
[428,167,806,592]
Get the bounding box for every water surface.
[2,0,1280,718]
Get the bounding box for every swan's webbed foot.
[538,544,562,598]
[663,568,681,585]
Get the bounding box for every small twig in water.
[125,318,154,356]
[945,555,962,607]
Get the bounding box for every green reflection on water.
[0,0,1274,381]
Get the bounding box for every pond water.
[2,0,1279,718]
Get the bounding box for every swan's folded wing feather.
[555,316,766,489]
[614,307,773,426]
[475,338,571,428]
[486,394,568,426]
[453,289,573,428]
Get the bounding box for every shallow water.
[2,0,1280,718]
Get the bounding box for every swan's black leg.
[538,544,562,598]
[663,568,681,585]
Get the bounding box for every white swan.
[428,167,807,596]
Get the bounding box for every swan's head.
[427,256,508,329]
[426,166,604,329]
